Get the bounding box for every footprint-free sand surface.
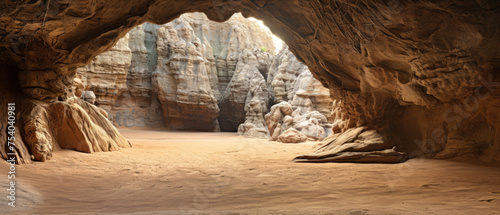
[1,128,499,214]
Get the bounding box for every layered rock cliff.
[77,23,165,128]
[77,23,332,138]
[268,47,310,103]
[113,23,165,128]
[175,13,276,131]
[75,13,277,131]
[1,0,499,163]
[153,18,220,131]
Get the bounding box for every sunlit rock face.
[153,19,220,131]
[76,24,165,128]
[71,16,328,136]
[268,47,310,103]
[198,13,277,93]
[266,102,294,141]
[290,71,334,122]
[168,12,276,102]
[75,13,276,131]
[1,0,499,162]
[266,98,332,143]
[174,13,221,101]
[113,23,165,128]
[176,12,276,132]
[237,91,270,139]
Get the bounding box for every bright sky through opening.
[248,17,283,54]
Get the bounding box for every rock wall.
[199,13,277,93]
[76,13,277,131]
[0,70,131,164]
[153,18,220,131]
[178,13,276,131]
[1,0,499,163]
[268,47,310,103]
[77,15,333,138]
[237,89,270,138]
[221,50,269,133]
[290,71,334,122]
[113,23,165,128]
[77,24,165,128]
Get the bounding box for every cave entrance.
[77,12,337,143]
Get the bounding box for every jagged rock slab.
[294,127,408,163]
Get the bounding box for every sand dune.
[1,128,499,214]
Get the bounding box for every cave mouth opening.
[2,6,411,166]
[2,2,500,213]
[76,12,339,145]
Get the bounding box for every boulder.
[265,101,293,141]
[277,128,308,143]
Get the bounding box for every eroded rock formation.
[237,91,269,138]
[290,71,334,122]
[76,35,132,114]
[265,47,334,143]
[199,13,277,93]
[219,49,270,132]
[266,101,294,141]
[266,99,332,143]
[113,23,165,128]
[268,47,310,103]
[153,18,220,131]
[76,18,330,140]
[277,128,308,144]
[1,0,499,163]
[0,81,131,164]
[76,24,165,128]
[235,52,270,138]
[75,13,276,131]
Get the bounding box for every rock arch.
[1,0,499,163]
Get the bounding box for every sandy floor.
[1,128,499,214]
